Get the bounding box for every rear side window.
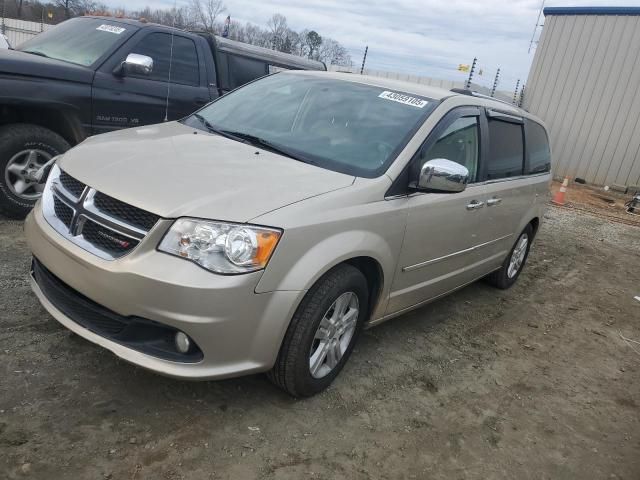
[526,120,551,174]
[226,54,268,89]
[486,119,524,180]
[130,33,199,86]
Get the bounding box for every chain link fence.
[327,65,516,103]
[1,17,53,47]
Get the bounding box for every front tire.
[268,264,369,397]
[486,224,533,289]
[0,124,70,219]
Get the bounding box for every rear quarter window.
[225,53,269,89]
[526,120,551,174]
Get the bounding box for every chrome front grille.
[42,165,160,260]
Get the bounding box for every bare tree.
[75,0,99,15]
[13,0,25,18]
[317,38,351,66]
[189,0,225,33]
[305,30,322,60]
[267,13,287,50]
[55,0,77,18]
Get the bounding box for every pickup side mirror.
[417,158,469,193]
[116,53,154,76]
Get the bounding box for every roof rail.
[450,88,524,110]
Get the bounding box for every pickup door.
[91,30,214,134]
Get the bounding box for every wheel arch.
[256,229,398,322]
[0,103,85,145]
[529,216,540,238]
[344,256,385,322]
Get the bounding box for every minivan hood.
[59,122,355,222]
[0,48,94,83]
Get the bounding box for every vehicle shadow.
[62,279,498,411]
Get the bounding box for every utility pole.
[518,85,526,107]
[513,79,520,104]
[465,57,477,90]
[490,68,500,97]
[360,45,368,74]
[1,0,6,36]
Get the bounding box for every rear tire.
[486,224,533,289]
[0,124,70,219]
[267,264,369,397]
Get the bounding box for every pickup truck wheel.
[267,264,369,397]
[0,124,70,219]
[486,224,533,289]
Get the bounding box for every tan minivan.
[25,71,551,396]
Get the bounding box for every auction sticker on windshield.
[96,24,126,34]
[378,91,428,108]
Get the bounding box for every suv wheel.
[0,124,70,219]
[486,224,533,289]
[268,264,369,397]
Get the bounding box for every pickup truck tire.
[485,224,533,289]
[267,264,369,397]
[0,124,70,219]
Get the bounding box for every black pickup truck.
[0,16,325,218]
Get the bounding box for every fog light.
[175,332,191,353]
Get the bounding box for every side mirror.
[117,53,153,76]
[417,158,469,193]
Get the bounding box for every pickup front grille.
[42,165,160,260]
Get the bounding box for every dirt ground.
[1,206,639,480]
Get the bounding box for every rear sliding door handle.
[487,197,502,206]
[466,200,485,210]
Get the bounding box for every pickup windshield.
[18,18,136,67]
[185,73,435,177]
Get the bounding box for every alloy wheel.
[309,291,359,379]
[507,233,529,278]
[4,149,51,200]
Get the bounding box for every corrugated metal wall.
[524,13,640,188]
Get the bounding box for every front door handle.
[466,200,485,210]
[487,197,502,206]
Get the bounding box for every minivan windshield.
[185,73,435,177]
[18,18,136,67]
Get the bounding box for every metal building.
[524,6,640,190]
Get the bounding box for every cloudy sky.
[115,0,639,93]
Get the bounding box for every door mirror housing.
[417,158,469,193]
[116,53,153,76]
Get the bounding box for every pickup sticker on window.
[378,91,428,108]
[96,24,126,34]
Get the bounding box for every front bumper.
[25,202,304,380]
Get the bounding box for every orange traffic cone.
[552,177,569,205]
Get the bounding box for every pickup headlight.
[158,219,282,274]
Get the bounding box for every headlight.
[158,219,282,274]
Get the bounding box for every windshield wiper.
[192,114,248,143]
[22,50,50,58]
[219,130,314,164]
[192,116,313,164]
